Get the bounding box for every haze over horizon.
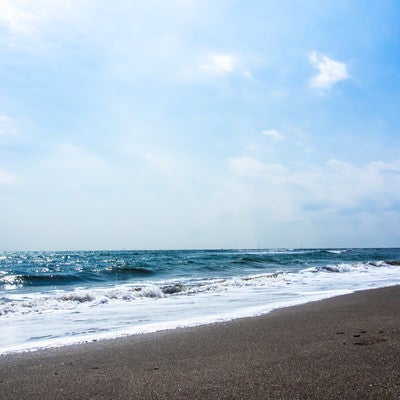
[1,1,399,251]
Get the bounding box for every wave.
[301,261,389,273]
[0,272,287,316]
[385,260,400,266]
[1,250,399,291]
[2,260,397,317]
[324,249,348,254]
[103,265,155,277]
[0,265,156,288]
[0,274,86,287]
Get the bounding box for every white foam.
[0,261,399,354]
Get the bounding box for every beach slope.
[1,286,399,399]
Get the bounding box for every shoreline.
[0,287,356,356]
[1,286,400,399]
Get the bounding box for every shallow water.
[1,248,399,354]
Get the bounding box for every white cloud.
[222,156,400,246]
[0,0,80,54]
[261,129,285,141]
[213,55,234,72]
[309,51,349,90]
[0,0,36,34]
[0,0,69,37]
[229,156,400,212]
[186,52,259,83]
[201,54,235,73]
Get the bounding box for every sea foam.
[0,249,399,354]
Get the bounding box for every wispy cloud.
[0,0,36,34]
[0,0,84,51]
[0,0,68,38]
[309,51,349,90]
[229,156,400,212]
[261,129,285,140]
[0,1,398,249]
[200,54,235,74]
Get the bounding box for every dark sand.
[1,286,399,400]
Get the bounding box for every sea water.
[0,248,399,354]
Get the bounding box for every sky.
[0,0,399,250]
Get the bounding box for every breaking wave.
[1,260,397,317]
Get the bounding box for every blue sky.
[0,0,399,250]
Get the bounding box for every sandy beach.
[1,286,399,399]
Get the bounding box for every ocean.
[1,248,399,354]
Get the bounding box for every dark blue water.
[1,248,399,291]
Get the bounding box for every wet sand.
[1,286,399,399]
